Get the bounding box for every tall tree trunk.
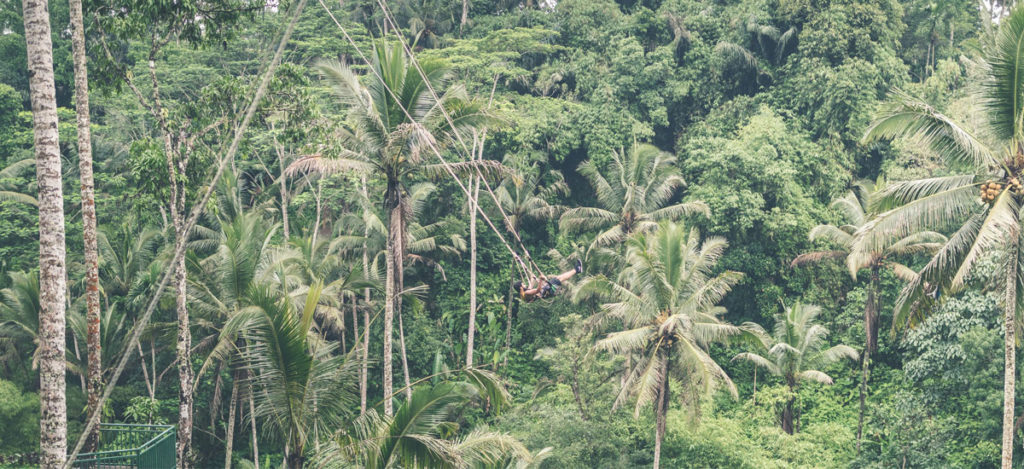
[857,353,869,454]
[383,182,402,417]
[460,0,469,31]
[1002,236,1018,469]
[466,175,479,367]
[248,377,259,469]
[360,177,370,416]
[653,361,669,469]
[175,231,194,469]
[24,0,67,463]
[858,266,880,453]
[783,382,796,435]
[68,0,101,452]
[397,304,412,401]
[224,372,239,469]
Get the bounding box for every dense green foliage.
[0,0,1019,466]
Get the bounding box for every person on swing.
[513,260,583,302]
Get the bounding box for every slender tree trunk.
[224,373,239,469]
[653,361,669,469]
[69,0,101,452]
[383,183,402,417]
[350,292,359,359]
[175,231,194,469]
[397,303,412,401]
[783,382,796,435]
[1002,236,1018,469]
[858,353,870,454]
[460,0,469,31]
[340,294,347,354]
[466,174,479,367]
[752,366,757,405]
[858,267,880,453]
[360,178,370,416]
[248,378,259,469]
[503,269,514,370]
[24,0,67,463]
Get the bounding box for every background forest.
[0,0,1018,467]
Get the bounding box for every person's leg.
[555,269,576,283]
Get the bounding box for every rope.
[316,1,536,280]
[374,0,545,277]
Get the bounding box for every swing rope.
[315,0,537,281]
[374,0,546,278]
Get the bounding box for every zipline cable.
[315,1,537,280]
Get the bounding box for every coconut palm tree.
[559,142,708,248]
[315,374,530,469]
[0,158,37,206]
[227,283,357,469]
[860,7,1024,465]
[791,179,945,449]
[288,41,495,416]
[0,271,41,376]
[334,182,465,401]
[734,302,858,434]
[576,221,749,469]
[21,0,67,461]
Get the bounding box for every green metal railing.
[72,424,175,469]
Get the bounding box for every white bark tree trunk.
[24,0,68,464]
[1002,235,1018,469]
[466,175,479,367]
[224,374,239,469]
[383,193,400,417]
[175,233,193,469]
[361,177,370,416]
[69,0,101,452]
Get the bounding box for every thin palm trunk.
[397,303,412,401]
[248,377,259,469]
[653,360,669,469]
[461,0,469,30]
[783,381,796,435]
[858,267,879,453]
[24,0,67,463]
[361,176,370,416]
[1002,236,1018,469]
[68,0,101,452]
[383,187,401,417]
[224,372,239,469]
[858,353,869,454]
[467,175,479,367]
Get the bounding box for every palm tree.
[0,271,41,375]
[860,7,1024,465]
[559,142,708,248]
[22,0,68,463]
[791,179,945,449]
[0,157,37,206]
[734,302,858,434]
[334,182,465,402]
[288,42,494,416]
[577,221,749,469]
[228,284,357,469]
[316,375,530,468]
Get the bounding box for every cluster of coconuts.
[981,181,1004,202]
